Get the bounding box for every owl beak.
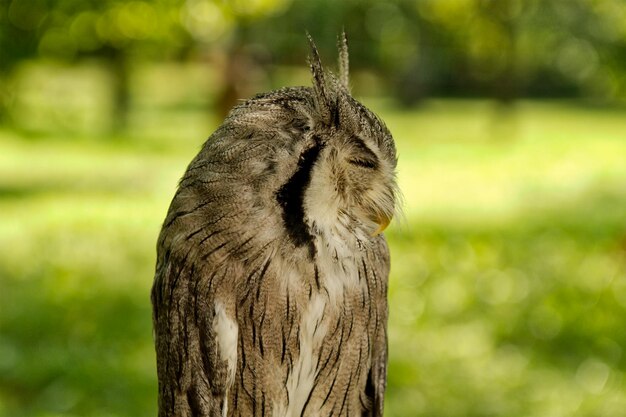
[371,213,392,236]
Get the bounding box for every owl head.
[210,34,398,258]
[298,33,398,243]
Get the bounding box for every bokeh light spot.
[576,358,610,394]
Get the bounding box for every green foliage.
[2,0,626,103]
[1,100,625,416]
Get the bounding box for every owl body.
[152,38,396,417]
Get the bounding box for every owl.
[152,34,398,417]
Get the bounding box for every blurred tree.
[1,0,192,129]
[181,0,292,117]
[243,0,626,103]
[0,0,295,128]
[1,0,626,131]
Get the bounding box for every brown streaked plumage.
[152,33,398,417]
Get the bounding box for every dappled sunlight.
[387,102,626,224]
[385,184,626,416]
[1,99,625,416]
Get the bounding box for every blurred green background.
[1,0,626,416]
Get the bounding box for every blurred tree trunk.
[481,0,521,141]
[214,26,268,120]
[101,46,130,132]
[486,0,519,105]
[215,46,244,120]
[0,74,8,124]
[111,55,130,132]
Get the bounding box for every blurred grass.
[1,100,626,416]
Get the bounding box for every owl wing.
[368,330,387,417]
[366,237,390,417]
[152,247,236,417]
[152,117,283,416]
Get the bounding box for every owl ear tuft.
[307,33,334,125]
[337,30,350,91]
